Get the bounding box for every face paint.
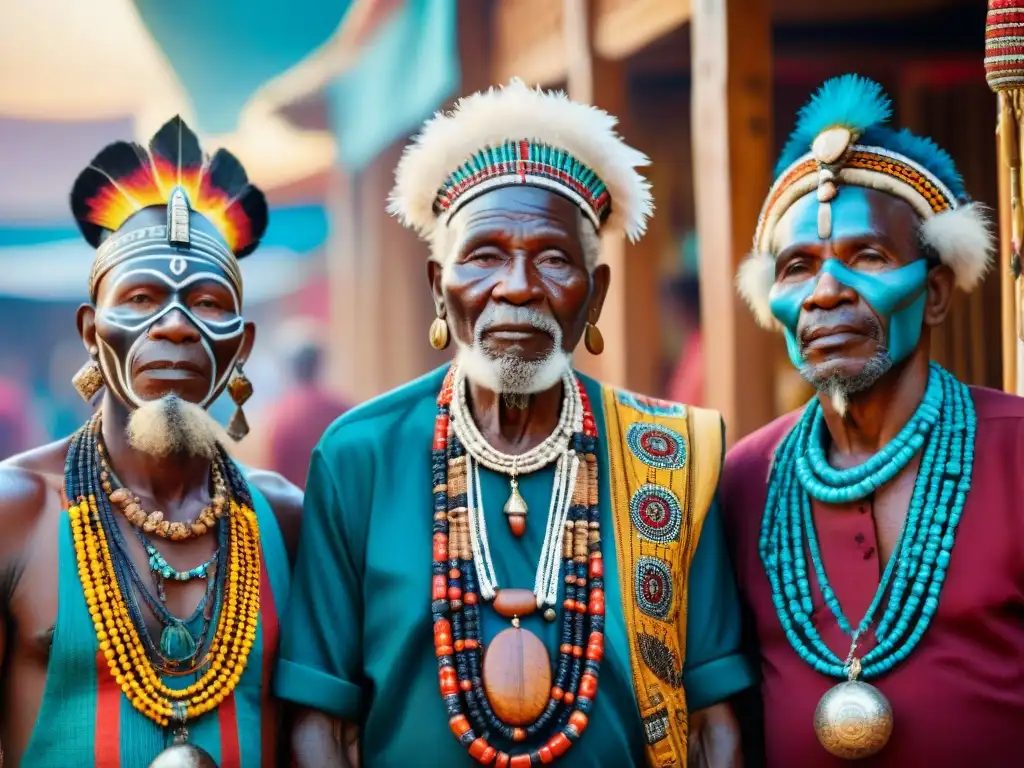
[93,252,245,409]
[769,258,929,369]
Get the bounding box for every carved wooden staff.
[986,0,1024,394]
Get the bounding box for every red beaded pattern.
[430,369,604,765]
[986,0,1024,90]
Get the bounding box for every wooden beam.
[593,0,690,60]
[492,0,692,85]
[565,0,661,393]
[691,0,777,444]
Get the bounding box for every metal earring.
[429,316,450,350]
[584,322,605,355]
[226,364,253,441]
[72,360,104,404]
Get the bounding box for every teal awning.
[133,0,354,135]
[327,0,458,172]
[0,205,328,303]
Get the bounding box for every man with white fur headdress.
[720,75,1024,766]
[277,79,753,767]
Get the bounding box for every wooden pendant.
[483,627,552,725]
[492,588,537,619]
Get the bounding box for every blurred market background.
[0,0,998,479]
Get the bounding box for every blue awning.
[133,0,354,135]
[327,0,458,172]
[0,205,328,303]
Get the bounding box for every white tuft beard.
[127,395,228,459]
[456,304,571,396]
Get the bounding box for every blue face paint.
[769,259,928,368]
[767,187,930,370]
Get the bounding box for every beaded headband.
[89,221,243,302]
[433,140,611,231]
[737,75,994,329]
[389,78,653,253]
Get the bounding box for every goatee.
[127,395,228,459]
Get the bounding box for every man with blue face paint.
[719,75,1024,767]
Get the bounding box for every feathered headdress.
[70,116,268,297]
[737,74,994,329]
[388,78,653,258]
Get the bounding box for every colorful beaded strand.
[759,363,976,679]
[432,369,602,765]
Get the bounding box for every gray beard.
[126,395,227,459]
[800,351,893,417]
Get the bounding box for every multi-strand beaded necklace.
[761,363,976,756]
[65,414,261,736]
[431,367,606,765]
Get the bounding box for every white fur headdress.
[737,75,995,329]
[388,78,653,252]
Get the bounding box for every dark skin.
[772,186,955,564]
[0,216,303,767]
[291,185,741,767]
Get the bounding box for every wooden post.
[997,94,1019,394]
[690,0,776,444]
[565,0,661,394]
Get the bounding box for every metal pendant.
[814,677,894,760]
[503,477,527,537]
[147,744,218,768]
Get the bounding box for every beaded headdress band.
[737,75,994,329]
[389,78,653,257]
[70,116,267,300]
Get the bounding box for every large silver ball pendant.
[814,680,894,760]
[147,744,219,768]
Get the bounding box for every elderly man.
[722,74,1024,766]
[0,117,302,767]
[276,80,754,767]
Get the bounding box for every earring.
[429,316,450,350]
[584,322,605,355]
[72,360,104,404]
[226,364,253,441]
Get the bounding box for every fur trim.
[388,78,653,243]
[920,203,995,293]
[735,251,778,329]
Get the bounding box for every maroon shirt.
[721,386,1024,767]
[265,384,350,489]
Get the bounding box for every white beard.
[456,304,571,395]
[127,395,227,459]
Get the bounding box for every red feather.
[70,116,267,256]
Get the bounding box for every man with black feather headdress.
[0,117,302,767]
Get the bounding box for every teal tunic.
[20,483,290,768]
[275,366,753,766]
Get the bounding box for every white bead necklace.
[451,371,584,610]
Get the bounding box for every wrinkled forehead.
[95,252,240,307]
[771,186,922,256]
[449,185,583,241]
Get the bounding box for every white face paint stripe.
[99,268,244,341]
[105,265,241,313]
[106,319,241,409]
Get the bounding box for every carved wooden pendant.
[483,627,552,725]
[492,588,537,619]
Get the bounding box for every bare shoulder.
[246,467,303,564]
[0,438,70,566]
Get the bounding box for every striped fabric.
[985,0,1024,90]
[20,484,289,768]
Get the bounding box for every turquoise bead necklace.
[760,363,976,679]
